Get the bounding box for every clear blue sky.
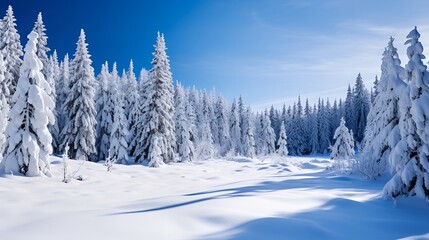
[2,0,429,110]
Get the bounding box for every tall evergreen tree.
[352,73,371,142]
[174,83,195,162]
[32,12,50,79]
[215,96,232,156]
[384,27,429,200]
[1,31,54,176]
[0,51,9,160]
[359,37,405,180]
[229,99,241,155]
[242,107,256,158]
[134,33,176,167]
[277,121,288,157]
[258,110,276,155]
[0,5,23,103]
[331,118,355,174]
[60,29,97,161]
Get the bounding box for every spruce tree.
[359,37,405,180]
[60,29,97,161]
[0,51,9,160]
[277,121,288,157]
[134,33,176,167]
[384,27,429,200]
[352,73,371,142]
[0,5,23,103]
[32,12,50,79]
[1,31,54,176]
[242,107,256,158]
[331,118,355,174]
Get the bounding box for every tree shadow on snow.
[109,171,382,215]
[203,197,429,240]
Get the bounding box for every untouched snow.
[0,155,428,240]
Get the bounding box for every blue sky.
[2,0,429,110]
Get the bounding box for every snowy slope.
[0,156,428,240]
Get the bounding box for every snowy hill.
[1,156,428,240]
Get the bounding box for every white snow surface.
[0,155,428,240]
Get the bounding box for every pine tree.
[371,75,379,104]
[0,5,23,103]
[1,31,54,176]
[229,99,241,155]
[352,73,371,143]
[57,53,70,151]
[330,118,355,174]
[174,83,195,162]
[0,51,9,160]
[215,96,232,156]
[109,73,129,165]
[32,12,50,79]
[384,27,429,200]
[134,33,176,167]
[95,63,113,160]
[344,85,354,132]
[359,37,405,180]
[258,110,276,155]
[195,91,215,159]
[60,29,97,161]
[46,56,58,151]
[277,121,288,157]
[242,107,256,158]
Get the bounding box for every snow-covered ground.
[1,156,428,240]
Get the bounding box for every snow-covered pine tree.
[352,73,371,143]
[128,67,148,157]
[269,105,280,140]
[32,12,50,79]
[46,56,59,152]
[60,29,97,161]
[57,53,70,151]
[126,60,139,144]
[330,118,355,174]
[277,121,288,157]
[95,63,113,161]
[344,85,354,132]
[174,83,195,162]
[195,91,215,159]
[258,109,276,155]
[229,99,241,155]
[134,32,176,167]
[109,72,129,165]
[215,96,232,156]
[384,27,429,200]
[371,75,379,104]
[0,51,9,160]
[1,31,54,176]
[242,106,256,158]
[359,37,406,180]
[317,99,331,153]
[0,5,23,104]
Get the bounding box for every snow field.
[1,156,428,240]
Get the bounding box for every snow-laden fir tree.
[229,99,241,155]
[128,67,147,157]
[46,56,59,151]
[126,60,140,143]
[242,107,256,158]
[32,12,50,79]
[215,96,232,156]
[317,99,331,153]
[0,5,23,103]
[330,118,355,174]
[109,72,129,165]
[352,73,371,143]
[277,121,288,157]
[134,32,176,167]
[0,51,9,159]
[371,75,379,104]
[60,29,97,161]
[257,110,276,155]
[358,37,406,180]
[95,63,113,160]
[56,53,70,150]
[195,91,215,159]
[1,31,54,176]
[174,83,195,162]
[344,85,354,132]
[384,27,429,200]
